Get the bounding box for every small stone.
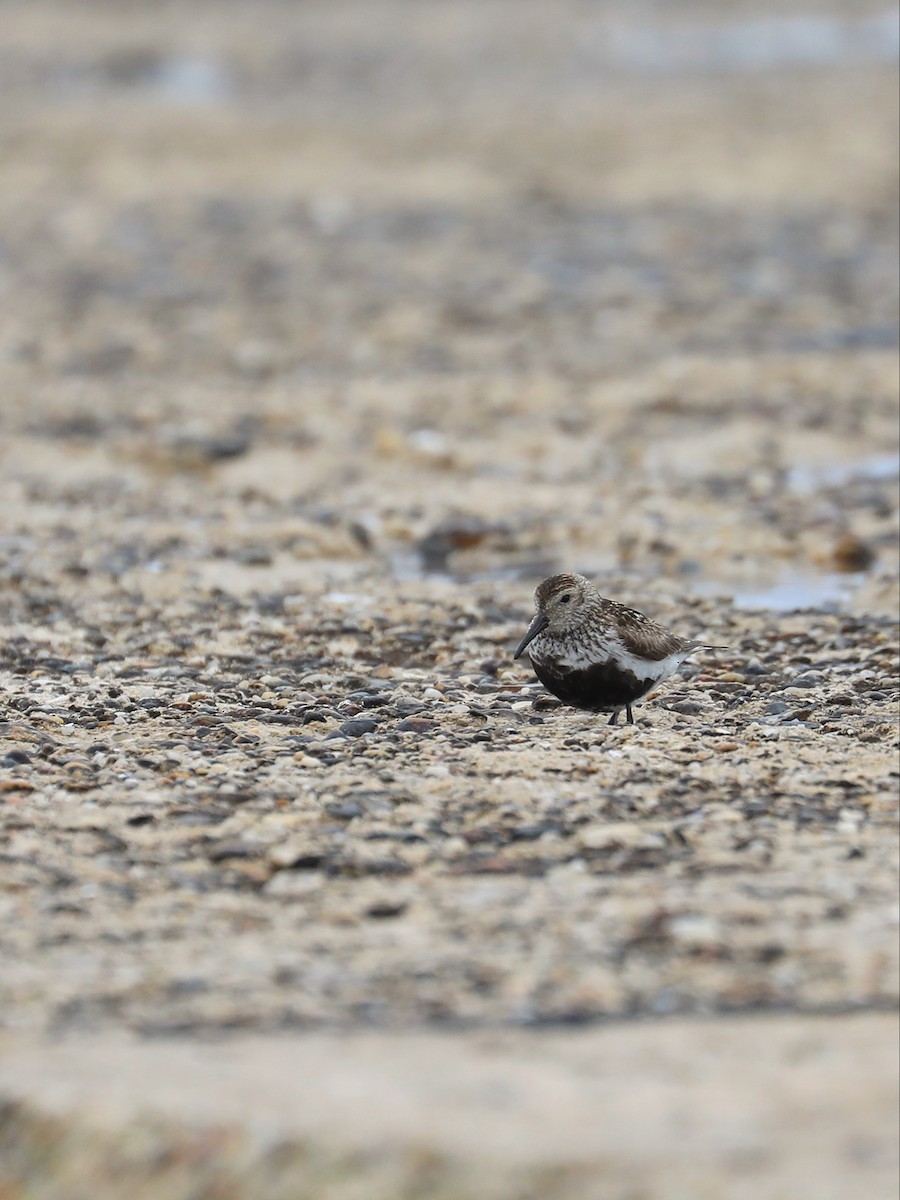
[293,753,321,767]
[206,840,261,862]
[395,718,437,733]
[269,841,328,870]
[832,533,876,573]
[235,546,273,566]
[365,898,408,919]
[788,672,825,688]
[264,871,325,898]
[669,914,721,947]
[2,749,32,765]
[577,823,647,851]
[326,801,363,821]
[338,719,378,738]
[418,515,491,571]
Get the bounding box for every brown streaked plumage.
[513,573,721,725]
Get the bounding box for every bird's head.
[514,573,594,658]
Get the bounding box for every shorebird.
[514,573,721,725]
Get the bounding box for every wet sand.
[0,1,898,1196]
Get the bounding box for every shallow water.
[33,8,900,116]
[787,452,900,494]
[694,571,861,613]
[609,11,900,75]
[48,53,234,105]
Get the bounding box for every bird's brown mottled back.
[600,600,692,663]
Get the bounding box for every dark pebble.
[339,719,379,738]
[417,515,492,572]
[511,822,562,840]
[234,546,273,566]
[795,807,820,825]
[742,800,769,817]
[326,801,364,821]
[755,944,786,963]
[206,840,260,861]
[280,852,328,870]
[365,901,408,919]
[331,858,412,877]
[172,812,229,826]
[833,534,876,573]
[395,717,437,733]
[3,749,31,765]
[167,977,209,996]
[299,709,329,724]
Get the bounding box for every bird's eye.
[560,594,572,604]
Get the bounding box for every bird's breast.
[529,633,618,672]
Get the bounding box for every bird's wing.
[613,607,689,662]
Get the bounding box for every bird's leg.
[625,704,634,724]
[607,710,619,726]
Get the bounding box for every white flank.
[611,644,694,684]
[530,634,695,684]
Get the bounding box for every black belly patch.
[532,658,653,712]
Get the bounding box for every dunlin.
[514,573,721,725]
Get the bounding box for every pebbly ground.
[0,582,898,1036]
[0,1,898,1196]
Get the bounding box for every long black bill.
[514,612,549,660]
